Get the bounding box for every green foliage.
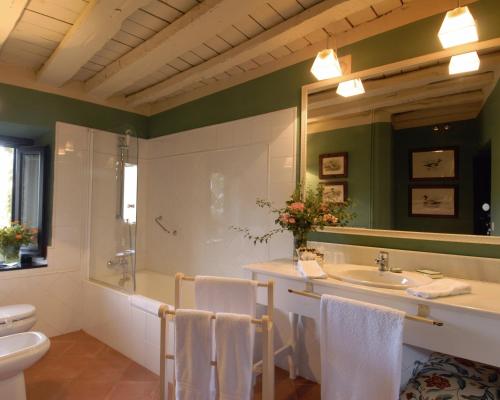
[232,184,356,245]
[0,222,37,251]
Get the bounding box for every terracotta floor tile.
[121,362,160,382]
[26,330,321,399]
[63,337,106,358]
[105,381,158,400]
[25,379,68,400]
[58,380,115,400]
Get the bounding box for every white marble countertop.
[244,259,500,319]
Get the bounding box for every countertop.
[244,259,500,320]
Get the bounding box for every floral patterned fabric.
[401,353,500,400]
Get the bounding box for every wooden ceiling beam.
[383,90,485,114]
[37,0,151,87]
[392,108,481,130]
[126,0,392,106]
[308,72,495,122]
[85,0,268,98]
[0,0,29,50]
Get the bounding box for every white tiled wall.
[143,108,297,278]
[0,122,90,337]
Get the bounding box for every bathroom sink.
[329,266,432,290]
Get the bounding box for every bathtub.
[83,269,195,377]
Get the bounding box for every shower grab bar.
[155,216,177,235]
[288,289,444,326]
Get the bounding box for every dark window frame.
[0,135,49,258]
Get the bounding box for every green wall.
[478,80,500,234]
[307,125,372,227]
[394,119,478,234]
[306,122,393,229]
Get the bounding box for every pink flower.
[279,213,290,223]
[289,202,305,212]
[322,214,338,224]
[288,217,296,224]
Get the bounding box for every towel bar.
[160,308,266,326]
[288,289,444,326]
[177,273,270,287]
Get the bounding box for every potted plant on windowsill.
[0,222,37,265]
[233,185,355,260]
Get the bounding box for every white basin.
[0,331,50,400]
[329,266,432,290]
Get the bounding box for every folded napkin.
[297,259,327,279]
[407,278,472,299]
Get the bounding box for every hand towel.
[215,313,254,400]
[175,309,213,400]
[320,294,404,400]
[406,278,472,299]
[297,259,327,279]
[194,276,257,316]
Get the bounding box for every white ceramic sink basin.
[329,266,432,290]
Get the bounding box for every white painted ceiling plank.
[128,0,389,106]
[21,10,71,34]
[233,16,265,38]
[346,7,378,26]
[85,0,269,98]
[37,0,151,87]
[27,0,85,24]
[0,0,29,50]
[142,1,182,22]
[268,0,305,19]
[250,3,284,29]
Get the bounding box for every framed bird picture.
[410,147,458,181]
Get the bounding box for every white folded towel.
[406,278,472,299]
[175,309,213,400]
[320,294,404,400]
[297,259,327,279]
[215,313,254,400]
[194,276,257,316]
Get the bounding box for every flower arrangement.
[233,185,355,252]
[0,222,37,263]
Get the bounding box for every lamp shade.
[311,49,342,80]
[449,51,480,75]
[336,79,365,97]
[438,6,478,48]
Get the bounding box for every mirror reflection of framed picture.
[410,147,458,181]
[319,152,348,179]
[323,182,348,204]
[409,185,458,218]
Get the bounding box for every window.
[0,136,48,257]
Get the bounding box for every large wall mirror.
[301,40,500,243]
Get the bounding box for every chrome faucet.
[375,251,390,272]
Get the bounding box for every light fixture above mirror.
[438,5,478,49]
[336,79,365,97]
[311,49,342,81]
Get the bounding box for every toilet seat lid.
[0,304,36,324]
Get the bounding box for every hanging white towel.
[194,276,257,316]
[320,294,404,400]
[215,313,254,400]
[407,278,472,299]
[175,309,213,400]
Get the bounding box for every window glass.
[20,153,41,229]
[0,146,14,228]
[122,163,137,224]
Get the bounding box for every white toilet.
[0,331,50,400]
[0,305,37,337]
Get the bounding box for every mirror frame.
[300,37,500,245]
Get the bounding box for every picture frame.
[323,182,348,204]
[409,185,458,218]
[410,147,458,181]
[319,152,348,179]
